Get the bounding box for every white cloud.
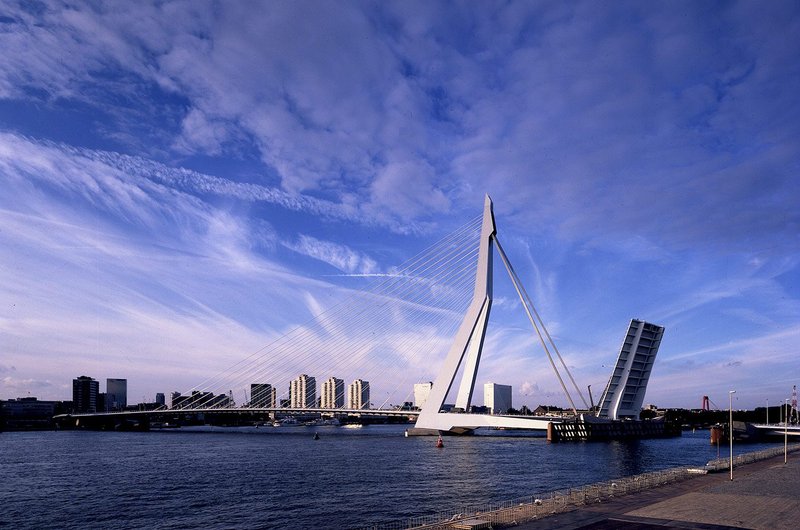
[0,2,799,410]
[284,235,379,275]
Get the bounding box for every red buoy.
[436,434,444,448]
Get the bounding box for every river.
[0,425,773,529]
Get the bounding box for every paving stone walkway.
[516,452,800,529]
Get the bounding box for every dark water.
[0,425,773,529]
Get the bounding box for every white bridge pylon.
[414,195,588,434]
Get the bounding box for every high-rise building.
[251,383,277,408]
[348,379,370,410]
[484,383,512,414]
[290,374,316,408]
[414,382,433,409]
[106,378,127,411]
[321,377,345,408]
[155,393,166,407]
[72,376,99,413]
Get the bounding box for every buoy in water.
[435,434,444,448]
[313,432,320,440]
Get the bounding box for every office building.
[321,377,344,408]
[484,383,512,414]
[348,379,370,409]
[73,376,99,413]
[1,397,57,429]
[251,383,277,408]
[155,393,165,406]
[290,374,316,408]
[414,382,433,409]
[106,378,127,411]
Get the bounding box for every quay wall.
[366,443,800,530]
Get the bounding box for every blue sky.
[1,1,798,410]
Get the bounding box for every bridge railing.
[363,443,800,530]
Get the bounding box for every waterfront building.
[348,379,370,409]
[72,375,99,413]
[169,390,224,409]
[190,391,215,407]
[1,397,57,429]
[155,393,165,406]
[106,378,127,411]
[290,374,316,408]
[321,377,344,408]
[208,393,232,408]
[484,383,512,414]
[414,382,433,409]
[251,383,277,408]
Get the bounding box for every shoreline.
[379,443,800,530]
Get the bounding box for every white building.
[106,378,127,411]
[414,382,433,409]
[348,379,370,410]
[321,377,345,408]
[484,383,512,414]
[290,374,316,408]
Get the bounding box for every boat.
[273,417,299,427]
[305,417,341,426]
[748,422,800,440]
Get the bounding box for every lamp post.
[766,399,769,425]
[786,399,790,465]
[729,390,736,481]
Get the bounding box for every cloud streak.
[0,1,798,408]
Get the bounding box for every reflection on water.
[0,426,778,529]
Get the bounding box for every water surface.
[0,425,771,529]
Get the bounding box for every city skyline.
[1,2,799,410]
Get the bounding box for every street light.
[729,390,736,481]
[766,398,769,425]
[786,399,790,465]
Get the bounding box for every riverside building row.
[72,375,130,413]
[169,375,370,410]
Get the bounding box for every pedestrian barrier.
[362,443,800,530]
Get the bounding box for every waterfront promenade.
[517,450,800,529]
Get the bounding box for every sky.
[1,0,798,411]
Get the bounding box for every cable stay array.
[492,234,589,414]
[172,213,484,411]
[171,196,587,419]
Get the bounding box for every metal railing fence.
[363,443,800,530]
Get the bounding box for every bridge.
[56,196,663,434]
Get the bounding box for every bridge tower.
[411,195,588,434]
[417,195,495,422]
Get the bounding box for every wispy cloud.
[284,235,379,275]
[1,2,798,408]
